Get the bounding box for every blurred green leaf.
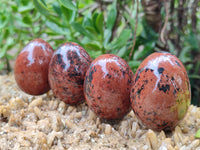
[6,54,15,60]
[21,0,29,5]
[52,2,62,17]
[136,23,143,37]
[185,32,199,51]
[14,0,20,6]
[189,75,200,79]
[15,16,30,27]
[0,30,4,46]
[179,46,191,63]
[85,26,98,36]
[88,50,102,59]
[46,21,69,34]
[0,47,7,58]
[134,42,155,60]
[116,46,126,57]
[23,16,32,25]
[0,62,4,70]
[168,40,177,55]
[33,26,40,33]
[130,21,143,37]
[95,13,104,36]
[92,12,99,31]
[141,20,159,41]
[83,14,93,27]
[194,61,200,75]
[85,42,101,51]
[107,29,131,50]
[32,12,41,22]
[59,0,77,11]
[6,37,15,47]
[18,3,34,13]
[11,5,18,12]
[61,6,76,23]
[128,60,141,69]
[39,0,47,6]
[103,29,112,47]
[33,0,50,16]
[0,14,10,29]
[72,22,94,39]
[106,0,117,30]
[195,129,200,138]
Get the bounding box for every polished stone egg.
[130,52,191,131]
[14,39,54,95]
[48,42,92,105]
[84,54,133,120]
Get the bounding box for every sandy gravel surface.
[0,74,200,150]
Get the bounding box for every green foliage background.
[0,0,200,106]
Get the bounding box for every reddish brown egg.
[131,52,191,131]
[48,42,92,105]
[84,54,133,120]
[14,39,54,95]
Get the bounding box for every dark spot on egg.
[160,121,168,128]
[116,108,122,116]
[175,60,181,67]
[135,75,140,83]
[107,74,112,78]
[62,87,68,91]
[122,70,126,78]
[158,67,164,74]
[61,64,65,69]
[117,108,121,112]
[173,89,177,94]
[57,54,63,64]
[136,85,144,95]
[127,78,132,84]
[158,83,170,93]
[145,68,149,72]
[147,112,151,115]
[88,68,95,83]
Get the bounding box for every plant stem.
[6,57,11,73]
[128,0,139,61]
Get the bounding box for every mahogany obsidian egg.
[130,52,191,131]
[84,54,133,120]
[14,39,54,95]
[48,42,92,105]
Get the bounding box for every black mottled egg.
[48,42,92,105]
[130,52,191,131]
[84,54,133,120]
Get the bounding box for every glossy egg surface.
[84,54,133,120]
[131,52,191,131]
[48,42,92,105]
[14,39,54,95]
